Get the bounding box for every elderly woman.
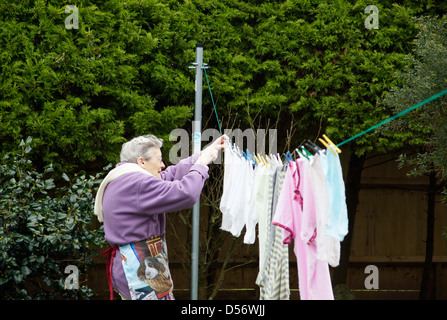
[95,134,228,300]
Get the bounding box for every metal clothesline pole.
[189,42,208,300]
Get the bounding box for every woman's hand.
[196,134,229,166]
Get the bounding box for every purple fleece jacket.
[102,153,207,298]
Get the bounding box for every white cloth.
[220,144,256,239]
[220,144,237,232]
[243,162,261,244]
[94,163,153,222]
[308,153,340,267]
[227,155,250,237]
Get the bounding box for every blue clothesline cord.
[336,88,447,147]
[203,65,223,136]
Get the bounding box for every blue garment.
[319,147,348,241]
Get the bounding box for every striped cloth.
[256,164,290,300]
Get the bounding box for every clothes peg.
[261,154,269,166]
[296,148,309,160]
[287,151,294,161]
[242,149,254,161]
[234,145,241,156]
[271,153,280,165]
[322,134,342,153]
[301,146,313,157]
[253,154,260,165]
[264,155,270,166]
[247,152,256,167]
[257,153,266,166]
[259,155,265,166]
[318,138,337,155]
[305,139,323,154]
[276,153,282,163]
[292,148,299,158]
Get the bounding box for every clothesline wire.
[202,68,447,150]
[203,66,222,136]
[336,88,447,147]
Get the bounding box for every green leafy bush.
[0,137,106,299]
[382,16,447,179]
[0,0,193,175]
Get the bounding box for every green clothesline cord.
[202,66,447,148]
[203,66,223,136]
[336,88,447,148]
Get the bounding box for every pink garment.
[272,159,334,300]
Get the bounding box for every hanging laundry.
[272,159,334,300]
[245,162,265,244]
[251,160,279,249]
[308,152,341,267]
[219,137,348,300]
[220,143,255,238]
[256,161,290,300]
[319,145,348,242]
[220,141,233,231]
[204,63,447,301]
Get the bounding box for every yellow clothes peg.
[264,155,270,166]
[318,138,337,156]
[253,154,260,165]
[257,153,267,166]
[322,134,342,154]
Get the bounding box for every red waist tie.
[102,247,117,300]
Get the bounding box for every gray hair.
[120,134,164,163]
